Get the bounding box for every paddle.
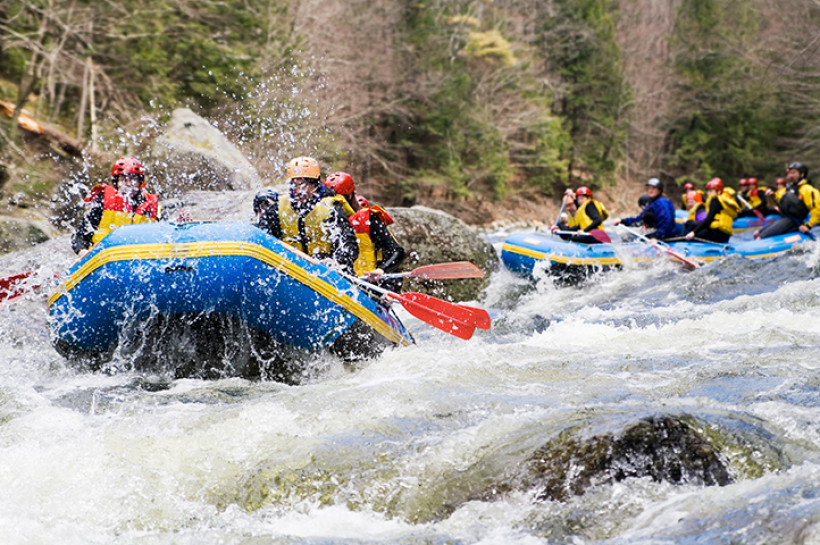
[551,195,568,236]
[618,225,701,269]
[341,271,492,339]
[276,238,492,339]
[0,271,38,303]
[377,261,484,281]
[552,229,612,243]
[736,193,766,222]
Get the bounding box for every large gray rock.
[145,108,261,196]
[387,206,498,302]
[0,215,52,254]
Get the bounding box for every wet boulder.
[485,415,732,503]
[387,206,498,302]
[0,215,52,254]
[144,108,261,196]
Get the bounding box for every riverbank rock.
[0,215,52,254]
[481,415,732,503]
[145,108,261,196]
[387,206,498,302]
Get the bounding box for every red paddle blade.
[398,292,490,330]
[457,304,492,330]
[664,248,700,269]
[408,262,485,280]
[396,295,476,340]
[0,271,35,303]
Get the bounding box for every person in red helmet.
[257,156,358,273]
[551,187,611,243]
[684,177,739,243]
[322,172,405,289]
[737,177,771,218]
[71,156,160,257]
[680,181,704,210]
[682,190,707,232]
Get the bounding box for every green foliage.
[666,0,796,183]
[539,0,629,189]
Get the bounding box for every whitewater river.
[3,230,820,544]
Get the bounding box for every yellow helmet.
[286,156,321,180]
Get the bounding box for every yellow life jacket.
[743,188,763,209]
[343,200,396,277]
[91,184,159,245]
[575,199,609,231]
[277,195,339,257]
[706,189,740,235]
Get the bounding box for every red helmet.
[683,182,694,191]
[706,178,724,191]
[747,177,758,186]
[739,178,749,186]
[112,157,145,178]
[356,195,369,208]
[111,157,146,189]
[776,177,787,186]
[323,172,356,196]
[686,190,703,203]
[575,186,593,197]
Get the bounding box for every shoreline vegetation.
[1,1,819,236]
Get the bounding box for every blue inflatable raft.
[48,222,413,381]
[674,209,781,232]
[501,229,815,281]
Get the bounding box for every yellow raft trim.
[49,241,411,347]
[501,242,623,266]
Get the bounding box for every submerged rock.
[0,215,51,254]
[483,415,732,503]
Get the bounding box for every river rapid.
[3,230,820,545]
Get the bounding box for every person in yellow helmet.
[322,172,405,291]
[71,156,160,257]
[257,156,358,272]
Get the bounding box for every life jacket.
[705,188,740,235]
[743,188,763,209]
[575,199,609,231]
[348,204,395,277]
[687,202,706,223]
[780,179,820,227]
[277,195,343,257]
[91,184,159,245]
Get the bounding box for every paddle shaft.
[736,193,765,221]
[378,261,484,281]
[618,225,700,268]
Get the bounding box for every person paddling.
[72,156,160,258]
[614,178,678,240]
[754,162,820,239]
[322,171,406,291]
[257,156,359,273]
[684,178,739,243]
[551,187,611,243]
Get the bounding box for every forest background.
[1,0,820,229]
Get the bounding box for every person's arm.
[583,202,603,231]
[257,194,282,238]
[368,215,406,273]
[802,185,820,229]
[71,194,104,254]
